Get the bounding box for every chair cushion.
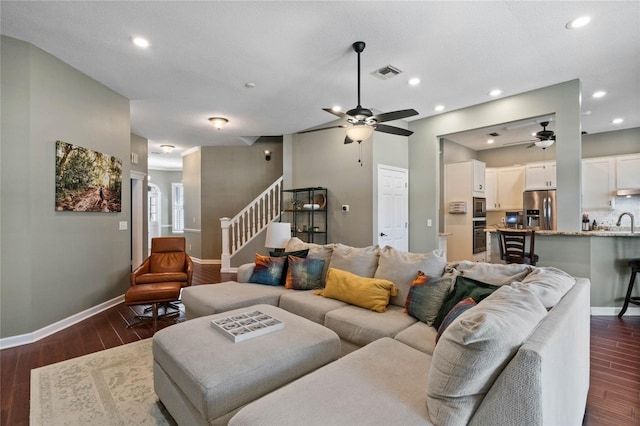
[151,237,186,253]
[125,282,182,304]
[150,252,186,273]
[136,272,188,284]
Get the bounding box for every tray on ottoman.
[153,304,341,426]
[211,310,284,342]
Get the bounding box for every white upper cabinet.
[616,154,640,189]
[582,157,616,209]
[486,166,524,211]
[473,160,486,194]
[525,161,556,190]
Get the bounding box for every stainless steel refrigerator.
[523,189,557,230]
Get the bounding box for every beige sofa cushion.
[394,321,438,355]
[512,266,576,308]
[327,243,380,278]
[324,304,417,347]
[426,285,547,425]
[374,247,447,307]
[278,290,348,324]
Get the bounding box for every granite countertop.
[439,232,452,237]
[484,227,638,237]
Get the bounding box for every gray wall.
[1,36,131,338]
[182,139,283,261]
[183,149,202,259]
[131,133,149,256]
[582,127,640,158]
[409,80,582,253]
[148,170,183,237]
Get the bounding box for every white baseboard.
[591,306,640,316]
[0,294,124,350]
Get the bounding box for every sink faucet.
[616,212,635,233]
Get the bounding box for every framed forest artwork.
[55,140,122,212]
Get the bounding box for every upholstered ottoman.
[153,304,341,426]
[181,282,289,319]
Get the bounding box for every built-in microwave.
[472,197,486,218]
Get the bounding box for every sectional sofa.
[176,238,590,425]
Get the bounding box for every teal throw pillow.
[270,249,309,285]
[405,272,454,326]
[433,275,500,329]
[248,254,286,286]
[285,256,325,290]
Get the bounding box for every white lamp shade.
[265,222,291,249]
[346,124,373,142]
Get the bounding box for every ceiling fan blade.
[526,142,536,149]
[502,139,536,147]
[371,109,419,123]
[375,124,414,137]
[322,108,351,120]
[297,124,347,134]
[344,135,354,144]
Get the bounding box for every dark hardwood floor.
[1,264,639,425]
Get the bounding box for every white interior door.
[148,184,161,253]
[377,165,408,250]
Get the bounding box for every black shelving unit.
[280,187,327,244]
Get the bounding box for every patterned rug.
[30,339,176,425]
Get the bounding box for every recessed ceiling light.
[489,89,502,97]
[566,16,591,29]
[131,36,150,48]
[487,139,495,144]
[592,90,606,98]
[408,77,421,86]
[612,118,624,124]
[434,105,445,112]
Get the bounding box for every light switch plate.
[119,221,128,230]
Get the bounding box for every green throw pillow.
[433,275,500,329]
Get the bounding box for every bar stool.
[618,259,640,318]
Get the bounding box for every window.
[172,183,184,233]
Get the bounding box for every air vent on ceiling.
[488,132,500,137]
[371,65,402,80]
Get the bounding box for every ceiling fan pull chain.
[358,141,363,166]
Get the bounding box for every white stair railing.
[220,176,283,272]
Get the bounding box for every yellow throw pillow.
[316,268,398,312]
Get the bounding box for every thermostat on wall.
[448,201,467,214]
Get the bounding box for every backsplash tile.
[582,197,640,230]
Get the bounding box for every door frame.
[130,171,146,270]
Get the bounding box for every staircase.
[220,176,284,272]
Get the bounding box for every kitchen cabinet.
[582,157,616,209]
[616,154,640,189]
[525,161,556,190]
[485,166,524,211]
[473,160,486,194]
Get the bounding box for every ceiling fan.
[504,121,556,149]
[298,41,419,145]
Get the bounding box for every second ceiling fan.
[299,41,419,145]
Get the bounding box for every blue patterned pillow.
[436,297,477,343]
[269,249,309,285]
[405,272,454,326]
[248,254,286,286]
[285,256,325,290]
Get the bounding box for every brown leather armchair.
[125,237,193,326]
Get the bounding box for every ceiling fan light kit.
[298,40,418,163]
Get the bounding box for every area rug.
[30,339,176,425]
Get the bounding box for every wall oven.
[472,218,487,253]
[472,197,486,219]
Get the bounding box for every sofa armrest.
[236,263,255,283]
[469,277,590,426]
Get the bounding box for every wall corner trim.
[0,294,125,350]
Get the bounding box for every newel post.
[220,217,231,272]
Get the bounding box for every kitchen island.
[487,229,640,313]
